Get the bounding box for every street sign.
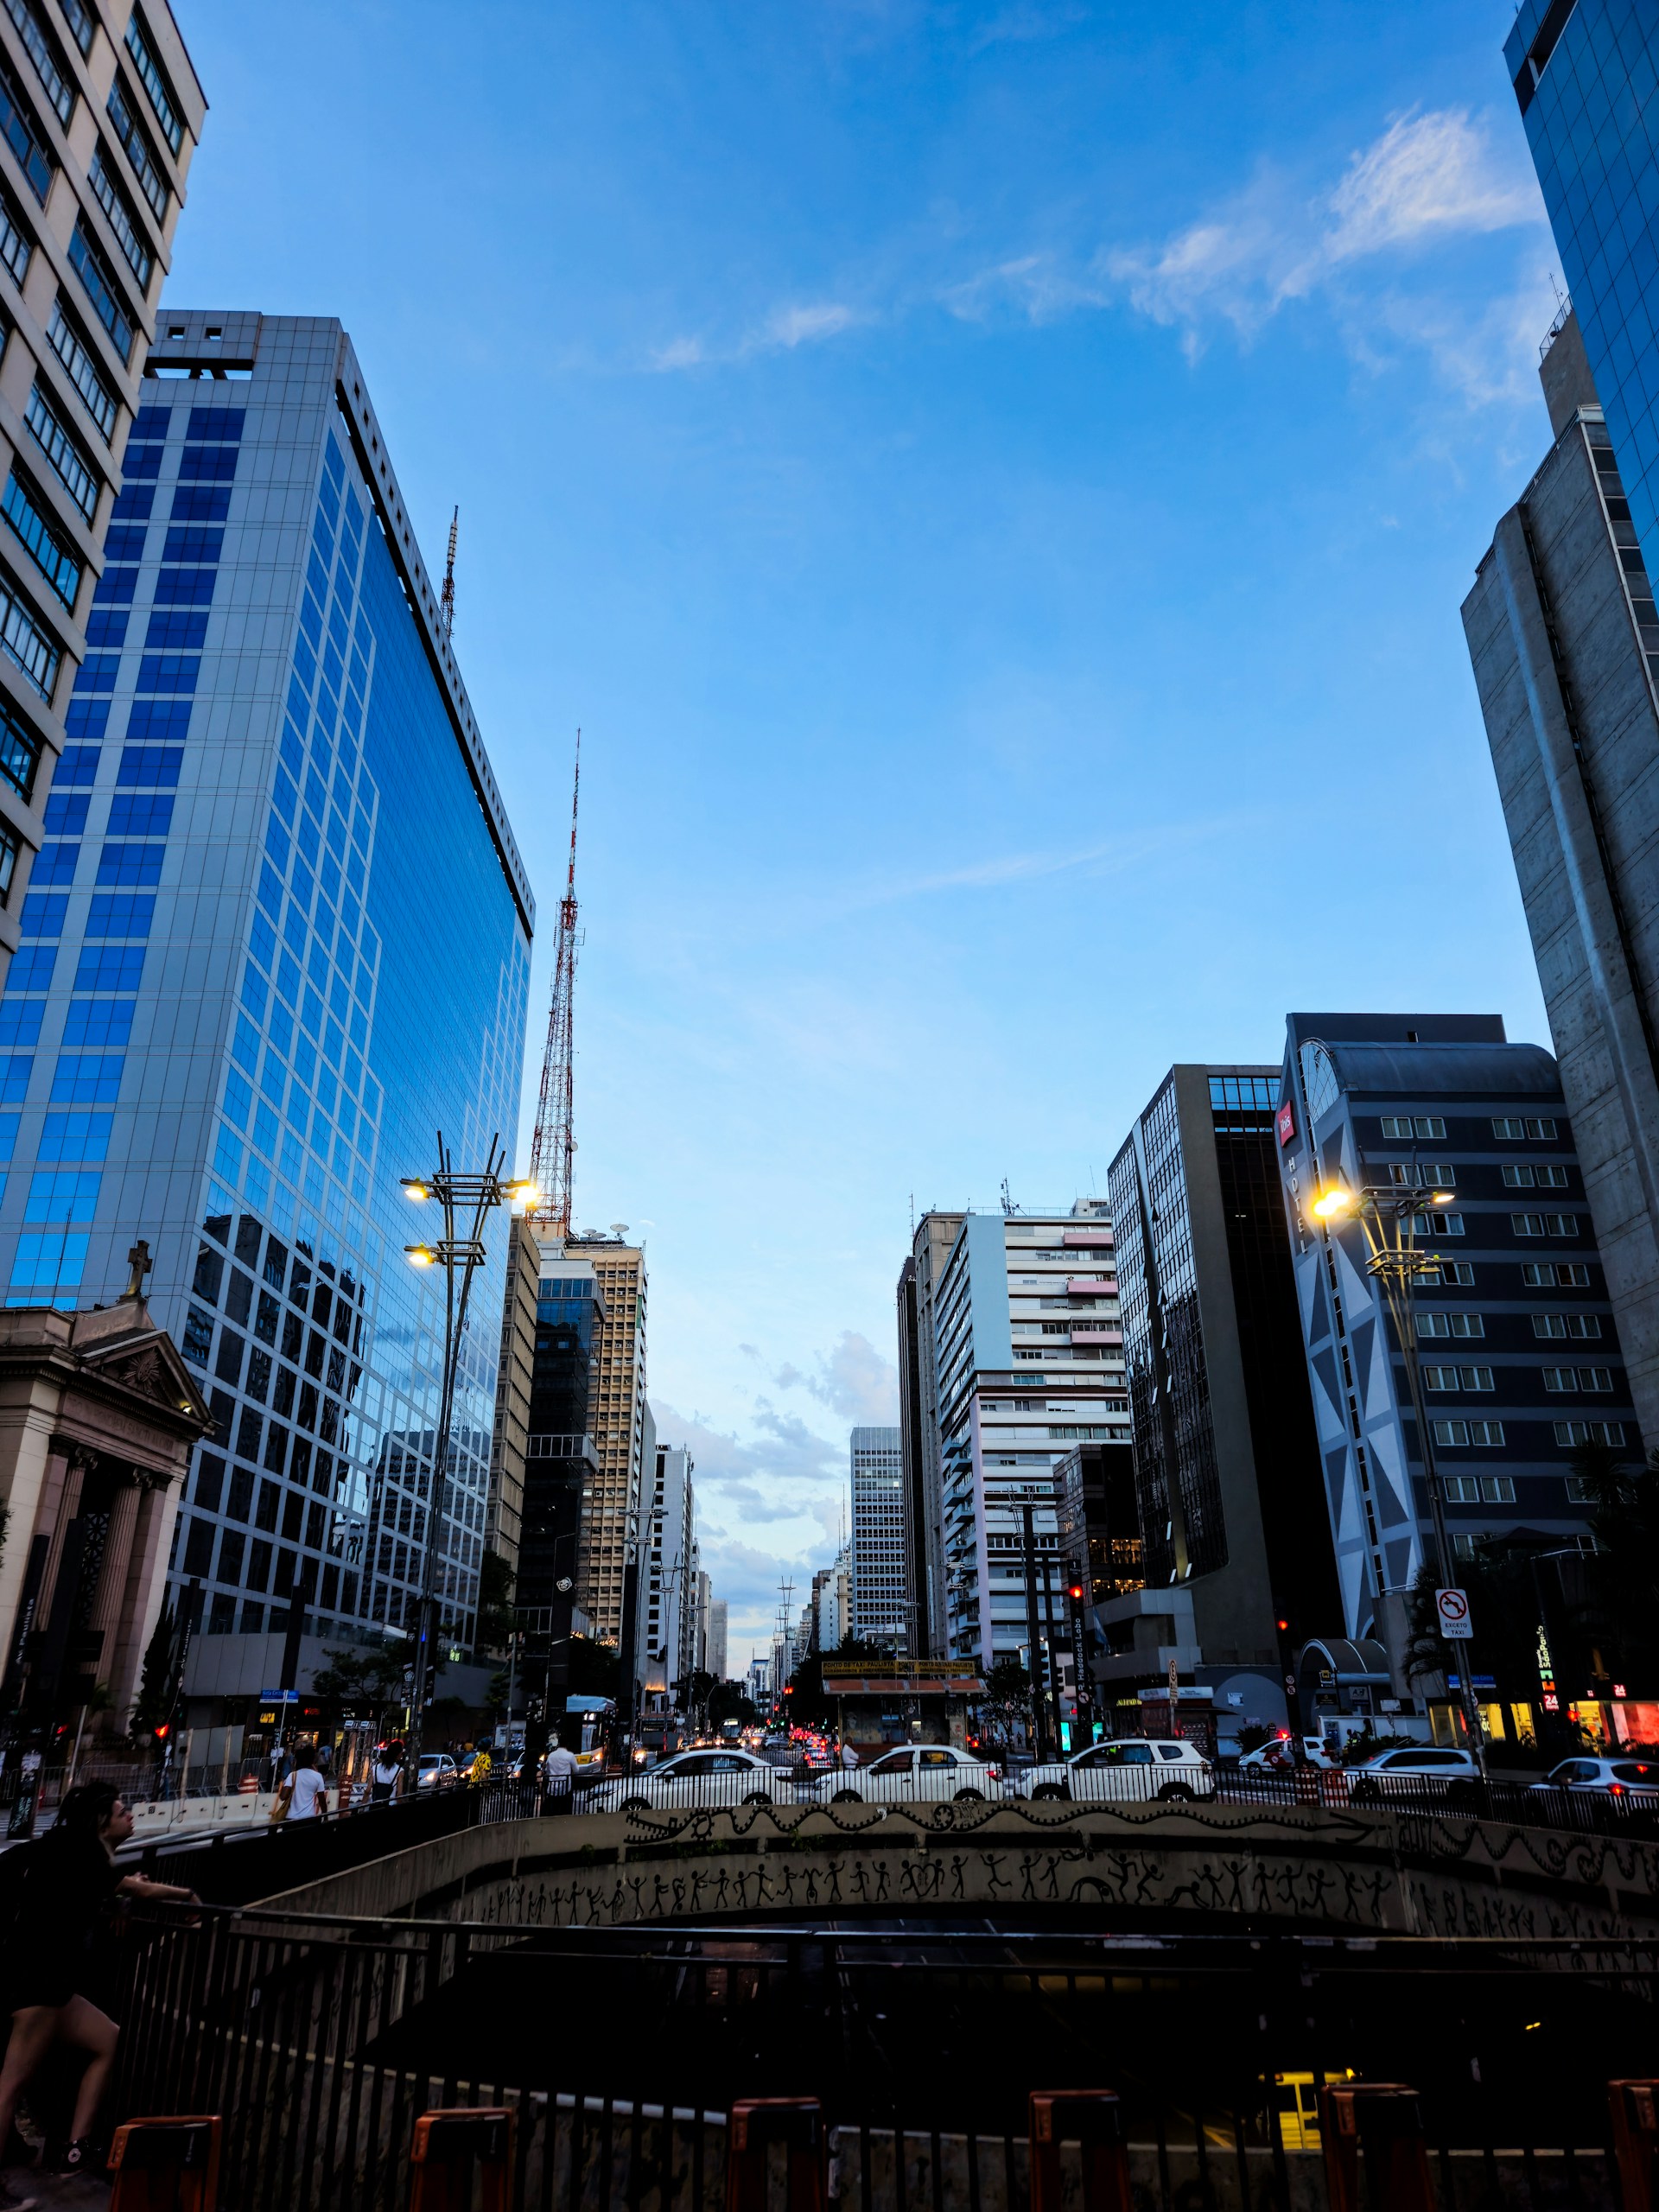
[1435,1587,1473,1641]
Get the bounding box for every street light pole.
[1313,1177,1489,1777]
[401,1133,537,1773]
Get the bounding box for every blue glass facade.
[1508,1,1659,575]
[0,315,532,1664]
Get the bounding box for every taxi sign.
[1435,1587,1473,1641]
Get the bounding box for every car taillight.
[1611,1782,1626,1795]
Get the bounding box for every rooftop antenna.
[1000,1177,1014,1216]
[529,732,582,1241]
[439,505,458,640]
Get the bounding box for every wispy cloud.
[650,299,868,373]
[773,1332,899,1424]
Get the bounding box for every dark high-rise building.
[516,1249,601,1725]
[1506,2,1659,582]
[1275,1015,1630,1691]
[1107,1067,1338,1719]
[895,1211,962,1659]
[1460,287,1659,1448]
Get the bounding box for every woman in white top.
[276,1745,329,1821]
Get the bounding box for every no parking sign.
[1435,1587,1473,1641]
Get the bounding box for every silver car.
[811,1745,1001,1806]
[1531,1754,1659,1804]
[1019,1738,1214,1804]
[584,1747,788,1815]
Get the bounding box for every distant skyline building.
[1275,1014,1624,1680]
[923,1200,1128,1666]
[636,1439,696,1708]
[708,1595,727,1681]
[568,1231,646,1644]
[1460,299,1659,1451]
[1107,1067,1338,1711]
[0,315,534,1716]
[1506,2,1659,586]
[849,1423,905,1648]
[897,1211,963,1657]
[0,3,205,996]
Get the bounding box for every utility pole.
[1021,1503,1047,1763]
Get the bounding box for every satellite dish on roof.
[611,1223,629,1237]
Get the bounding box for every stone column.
[83,1473,143,1708]
[105,1469,176,1726]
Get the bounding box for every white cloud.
[1324,111,1541,263]
[777,1332,899,1424]
[763,301,861,348]
[650,299,867,373]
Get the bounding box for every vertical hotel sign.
[1276,1099,1296,1147]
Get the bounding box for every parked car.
[1530,1755,1659,1803]
[1237,1736,1337,1770]
[416,1754,460,1793]
[584,1747,788,1814]
[1018,1738,1214,1804]
[1348,1746,1479,1803]
[809,1745,1001,1805]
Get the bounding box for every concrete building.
[0,317,534,1712]
[1107,1067,1338,1723]
[635,1438,695,1715]
[923,1200,1130,1667]
[515,1249,600,1722]
[1505,3,1659,586]
[896,1211,963,1657]
[1462,310,1659,1452]
[708,1595,727,1681]
[567,1230,645,1644]
[1275,1014,1628,1688]
[485,1213,538,1577]
[693,1566,710,1675]
[849,1422,906,1648]
[0,1278,208,1735]
[0,3,204,996]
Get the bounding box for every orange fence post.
[1319,2083,1433,2212]
[1029,2091,1132,2212]
[408,2107,515,2212]
[108,2116,221,2212]
[1610,2082,1659,2212]
[726,2099,825,2212]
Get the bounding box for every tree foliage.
[786,1637,895,1726]
[709,1678,759,1729]
[475,1548,516,1656]
[976,1657,1033,1753]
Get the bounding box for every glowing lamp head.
[401,1179,429,1203]
[1431,1190,1455,1206]
[1312,1187,1354,1220]
[404,1243,438,1268]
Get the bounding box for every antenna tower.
[529,732,582,1240]
[439,506,459,639]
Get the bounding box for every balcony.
[1066,1278,1116,1296]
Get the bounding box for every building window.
[3,0,73,127]
[0,696,40,800]
[1542,1366,1612,1393]
[123,10,183,156]
[1512,1212,1579,1237]
[0,181,31,289]
[1532,1313,1601,1340]
[47,300,117,442]
[25,384,98,518]
[57,0,91,57]
[1381,1116,1446,1141]
[1427,1261,1476,1287]
[105,75,168,219]
[1556,1421,1626,1450]
[67,219,133,364]
[0,51,53,204]
[2,471,78,607]
[87,143,152,292]
[1522,1262,1591,1287]
[1415,1312,1484,1339]
[1492,1116,1558,1140]
[0,819,17,904]
[0,568,59,696]
[1442,1470,1513,1498]
[1409,1211,1463,1236]
[1423,1364,1493,1391]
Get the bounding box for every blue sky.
[168,1,1565,1662]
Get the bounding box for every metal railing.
[102,1908,1659,2212]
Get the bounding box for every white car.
[1348,1746,1480,1802]
[1019,1738,1214,1804]
[416,1754,459,1792]
[584,1748,788,1814]
[1531,1755,1659,1803]
[811,1745,1001,1805]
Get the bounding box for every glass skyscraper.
[1507,1,1659,575]
[0,312,533,1683]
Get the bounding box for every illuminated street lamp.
[398,1133,539,1766]
[1312,1175,1488,1777]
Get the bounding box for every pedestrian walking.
[0,1783,198,2201]
[369,1742,404,1806]
[541,1738,578,1814]
[270,1745,328,1822]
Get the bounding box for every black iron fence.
[100,1908,1659,2212]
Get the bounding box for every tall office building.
[0,3,204,998]
[0,315,534,1707]
[849,1423,906,1647]
[1506,3,1659,582]
[515,1247,601,1716]
[1276,1014,1629,1675]
[485,1212,538,1577]
[920,1201,1129,1665]
[635,1438,695,1704]
[896,1211,963,1657]
[1462,290,1659,1451]
[567,1230,646,1643]
[708,1595,727,1681]
[1108,1068,1338,1697]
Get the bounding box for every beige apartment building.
[567,1232,646,1643]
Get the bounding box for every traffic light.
[1070,1585,1084,1603]
[1276,1618,1290,1635]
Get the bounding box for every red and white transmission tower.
[528,732,582,1239]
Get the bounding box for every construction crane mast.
[529,732,582,1240]
[439,505,458,639]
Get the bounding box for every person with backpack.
[369,1741,404,1806]
[0,1783,198,2200]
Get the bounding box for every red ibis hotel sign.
[1276,1099,1296,1147]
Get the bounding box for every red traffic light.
[153,1723,169,1739]
[1069,1585,1084,1601]
[1276,1618,1290,1634]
